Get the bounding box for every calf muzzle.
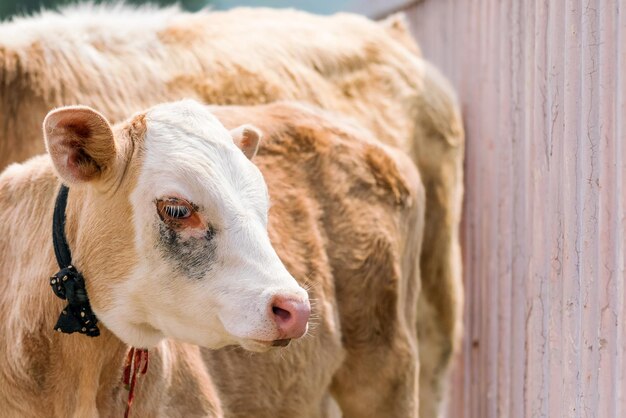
[270,296,311,340]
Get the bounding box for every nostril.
[270,296,310,340]
[272,305,292,322]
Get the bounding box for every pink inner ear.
[64,122,92,140]
[240,135,252,149]
[240,128,260,158]
[53,128,100,182]
[58,143,98,181]
[45,106,116,183]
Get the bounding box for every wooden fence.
[362,0,626,416]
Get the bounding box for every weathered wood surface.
[396,1,626,417]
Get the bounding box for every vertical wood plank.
[617,2,626,416]
[496,0,513,416]
[596,1,620,417]
[546,1,566,417]
[561,0,584,415]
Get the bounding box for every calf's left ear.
[43,106,117,184]
[230,124,262,160]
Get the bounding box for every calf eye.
[157,198,194,222]
[164,204,190,219]
[156,197,206,232]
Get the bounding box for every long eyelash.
[164,204,191,219]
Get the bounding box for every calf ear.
[43,106,117,184]
[230,124,262,160]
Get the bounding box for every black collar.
[49,185,100,337]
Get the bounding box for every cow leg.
[330,325,419,418]
[326,194,424,418]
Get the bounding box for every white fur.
[0,3,180,50]
[98,100,308,350]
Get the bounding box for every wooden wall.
[382,0,626,417]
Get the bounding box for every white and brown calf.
[0,99,424,418]
[0,100,310,416]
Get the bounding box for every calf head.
[43,100,310,351]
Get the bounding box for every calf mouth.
[249,338,292,349]
[271,338,291,347]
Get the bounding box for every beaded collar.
[49,185,100,337]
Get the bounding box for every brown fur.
[0,6,463,416]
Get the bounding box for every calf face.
[43,100,309,351]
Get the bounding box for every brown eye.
[164,203,191,219]
[157,198,194,222]
[156,198,205,231]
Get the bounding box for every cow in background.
[0,6,463,416]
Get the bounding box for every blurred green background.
[0,0,357,20]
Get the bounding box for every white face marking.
[98,100,309,350]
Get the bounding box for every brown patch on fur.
[364,144,411,206]
[157,21,205,45]
[168,63,284,106]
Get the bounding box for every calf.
[1,99,425,417]
[0,100,311,416]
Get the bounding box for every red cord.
[122,347,149,418]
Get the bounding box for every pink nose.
[270,296,311,339]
